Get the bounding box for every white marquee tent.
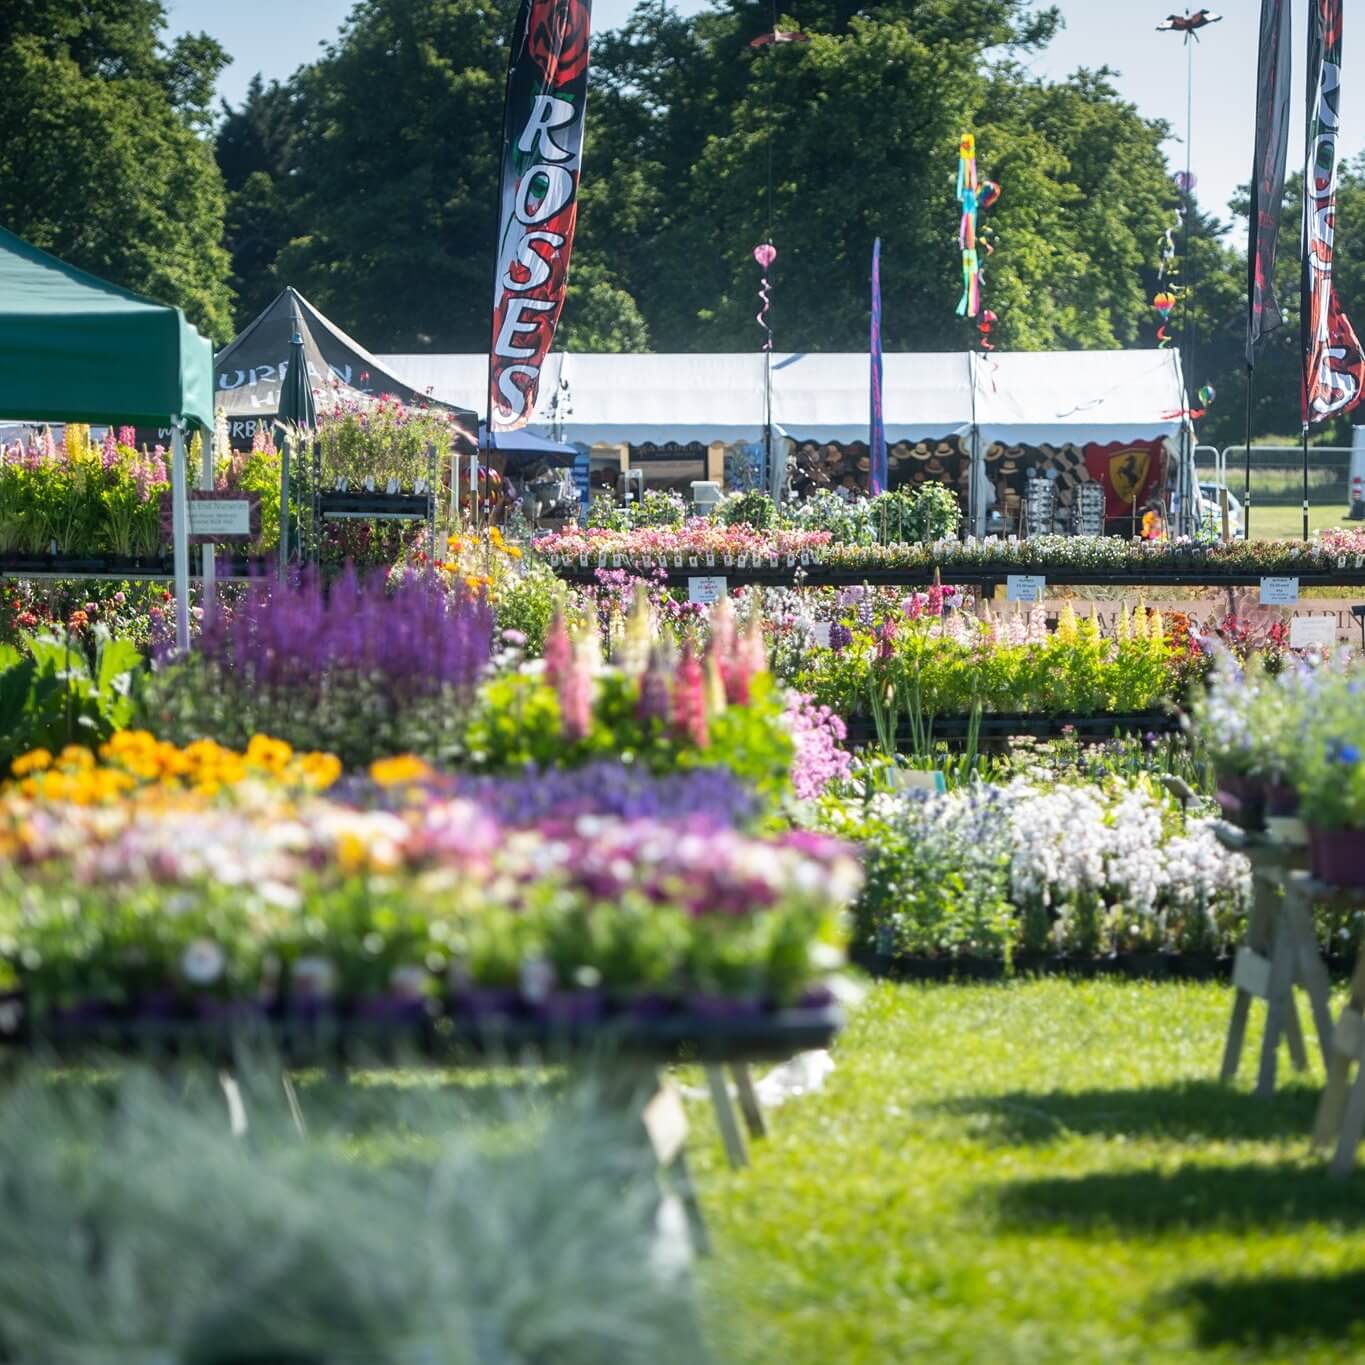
[379,348,1195,528]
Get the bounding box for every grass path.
[692,979,1365,1363]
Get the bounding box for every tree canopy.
[0,0,234,339]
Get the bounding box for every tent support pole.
[201,424,217,612]
[278,430,291,583]
[171,421,191,653]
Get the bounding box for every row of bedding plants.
[818,768,1255,969]
[0,735,858,1030]
[1192,648,1365,885]
[531,519,1365,576]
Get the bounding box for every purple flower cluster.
[193,567,493,699]
[451,761,758,827]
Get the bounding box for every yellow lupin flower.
[1056,602,1079,645]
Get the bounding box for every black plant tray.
[5,999,842,1066]
[841,709,1181,747]
[857,949,1363,982]
[318,491,432,520]
[0,552,272,581]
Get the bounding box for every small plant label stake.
[1260,576,1299,606]
[688,575,727,603]
[706,552,716,567]
[1006,574,1046,603]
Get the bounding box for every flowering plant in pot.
[1295,670,1365,886]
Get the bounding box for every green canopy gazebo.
[0,226,215,650]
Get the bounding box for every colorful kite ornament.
[753,241,776,352]
[978,308,998,352]
[955,133,981,317]
[1153,290,1177,347]
[1174,170,1198,194]
[1156,8,1222,42]
[1198,384,1216,407]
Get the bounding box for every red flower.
[525,0,591,85]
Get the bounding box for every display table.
[1308,883,1365,1177]
[1214,827,1333,1097]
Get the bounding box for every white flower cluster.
[874,777,1251,955]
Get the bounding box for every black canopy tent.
[215,288,477,449]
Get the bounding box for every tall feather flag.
[1302,0,1364,422]
[489,0,592,432]
[870,238,887,494]
[1247,0,1291,368]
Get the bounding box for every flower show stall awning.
[771,352,973,444]
[0,226,213,429]
[217,288,477,443]
[380,351,1180,450]
[973,349,1188,450]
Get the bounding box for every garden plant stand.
[1215,831,1333,1097]
[1309,879,1365,1176]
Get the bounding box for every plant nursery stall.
[0,226,213,650]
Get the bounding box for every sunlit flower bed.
[0,753,859,1026]
[823,775,1252,964]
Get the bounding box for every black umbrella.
[274,307,316,574]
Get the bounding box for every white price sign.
[1006,574,1046,603]
[1289,615,1336,648]
[687,575,728,604]
[1259,576,1300,605]
[187,499,251,538]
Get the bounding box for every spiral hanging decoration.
[753,241,776,350]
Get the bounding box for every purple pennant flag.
[869,238,887,494]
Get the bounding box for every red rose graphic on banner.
[526,0,591,86]
[489,0,592,431]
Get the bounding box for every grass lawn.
[1249,502,1349,540]
[690,978,1365,1364]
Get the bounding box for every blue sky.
[167,0,1365,250]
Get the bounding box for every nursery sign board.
[188,498,252,538]
[688,575,727,603]
[1289,615,1337,648]
[1006,574,1046,603]
[1259,576,1299,605]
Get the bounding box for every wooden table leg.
[1221,874,1277,1084]
[1330,1062,1365,1178]
[704,1064,748,1170]
[1287,888,1335,1072]
[1284,992,1309,1073]
[1256,915,1298,1098]
[730,1063,767,1140]
[1220,988,1253,1084]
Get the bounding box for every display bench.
[1,1001,842,1250]
[539,554,1365,592]
[842,708,1181,749]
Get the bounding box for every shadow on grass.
[1169,1269,1365,1350]
[991,1162,1365,1234]
[935,1080,1320,1146]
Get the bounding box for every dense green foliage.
[0,0,234,338]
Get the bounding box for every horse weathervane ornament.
[1156,9,1222,42]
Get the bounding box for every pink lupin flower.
[673,644,709,749]
[101,428,118,469]
[543,611,572,690]
[559,635,595,742]
[118,426,136,447]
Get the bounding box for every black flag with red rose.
[489,0,591,432]
[1302,0,1365,422]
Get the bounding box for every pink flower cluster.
[785,693,853,800]
[532,523,832,561]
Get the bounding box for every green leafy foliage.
[0,628,142,769]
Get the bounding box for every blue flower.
[1338,743,1362,765]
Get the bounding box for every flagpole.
[1243,367,1254,537]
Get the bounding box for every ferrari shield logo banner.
[1083,440,1165,520]
[490,0,591,431]
[1302,0,1365,423]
